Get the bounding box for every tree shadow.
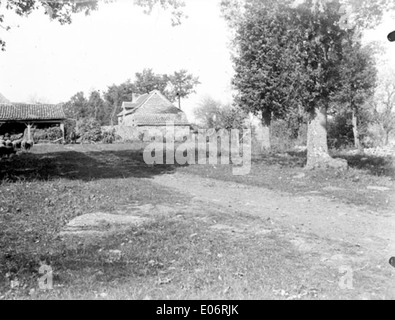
[288,149,395,177]
[252,150,307,168]
[0,149,185,183]
[334,153,395,177]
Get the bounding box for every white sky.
[0,0,234,121]
[0,0,394,122]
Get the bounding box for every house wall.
[106,125,190,142]
[122,116,135,127]
[106,125,140,141]
[139,126,190,142]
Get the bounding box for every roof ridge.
[138,90,157,110]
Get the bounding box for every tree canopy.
[0,0,186,50]
[133,68,169,95]
[227,0,382,168]
[166,69,200,109]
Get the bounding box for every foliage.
[0,0,187,51]
[76,118,102,143]
[371,73,395,145]
[327,113,354,149]
[231,0,298,124]
[336,0,395,30]
[221,0,395,32]
[63,67,199,126]
[104,80,135,126]
[101,128,118,144]
[88,90,107,125]
[32,126,63,143]
[331,38,377,148]
[194,96,247,130]
[63,92,89,119]
[64,118,77,143]
[194,97,224,128]
[221,105,248,130]
[223,0,393,117]
[133,68,169,96]
[269,119,308,151]
[167,69,200,109]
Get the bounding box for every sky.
[0,0,394,122]
[0,0,234,121]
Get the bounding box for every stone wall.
[138,126,190,142]
[103,125,190,142]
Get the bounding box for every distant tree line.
[63,68,199,126]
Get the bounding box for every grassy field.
[0,143,394,299]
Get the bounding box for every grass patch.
[0,144,393,299]
[178,149,394,211]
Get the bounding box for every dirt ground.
[149,172,395,299]
[1,143,395,299]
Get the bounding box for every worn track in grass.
[150,172,395,299]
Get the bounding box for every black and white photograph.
[0,0,395,303]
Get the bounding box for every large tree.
[104,80,135,126]
[0,0,186,50]
[194,96,246,130]
[224,0,393,169]
[132,68,169,95]
[333,40,377,150]
[88,90,107,125]
[167,69,200,109]
[63,91,89,119]
[231,0,299,150]
[372,71,395,146]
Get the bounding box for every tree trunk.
[385,130,390,146]
[110,102,118,127]
[351,107,362,152]
[260,120,271,151]
[306,106,347,170]
[254,112,271,151]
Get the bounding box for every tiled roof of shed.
[0,103,66,121]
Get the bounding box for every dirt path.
[150,172,395,298]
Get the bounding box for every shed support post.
[23,122,34,141]
[60,122,65,143]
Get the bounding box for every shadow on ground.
[286,150,395,178]
[336,153,395,177]
[0,149,184,182]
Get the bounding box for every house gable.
[118,90,190,127]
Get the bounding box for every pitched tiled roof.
[0,103,66,121]
[117,90,190,126]
[118,93,150,117]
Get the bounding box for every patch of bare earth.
[150,172,395,299]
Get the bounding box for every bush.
[270,119,304,151]
[327,114,354,149]
[33,127,63,143]
[76,118,102,143]
[64,119,77,143]
[101,128,118,144]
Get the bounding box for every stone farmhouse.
[117,90,190,141]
